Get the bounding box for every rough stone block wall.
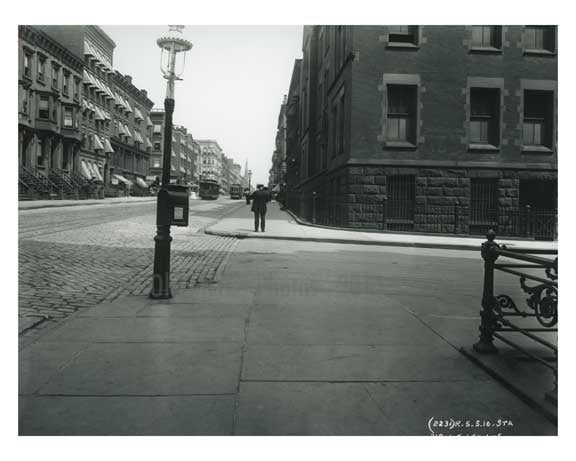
[294,165,555,236]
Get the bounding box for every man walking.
[250,184,271,232]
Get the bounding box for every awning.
[134,131,144,143]
[146,116,153,127]
[146,138,153,149]
[134,107,144,121]
[103,138,115,153]
[172,135,177,143]
[124,99,133,113]
[83,70,96,87]
[83,41,95,57]
[180,166,186,173]
[118,123,127,136]
[80,160,92,179]
[123,124,132,138]
[91,162,103,181]
[113,92,124,107]
[136,177,148,188]
[94,107,105,121]
[113,174,133,187]
[171,165,176,172]
[93,135,105,151]
[103,110,112,121]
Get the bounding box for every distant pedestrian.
[244,188,251,205]
[250,184,271,232]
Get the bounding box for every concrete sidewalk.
[19,237,557,435]
[205,201,558,251]
[18,196,157,211]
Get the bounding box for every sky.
[101,25,303,186]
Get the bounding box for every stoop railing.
[473,229,558,402]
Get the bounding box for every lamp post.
[150,26,193,299]
[248,170,252,191]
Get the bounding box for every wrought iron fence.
[472,230,558,403]
[302,196,557,240]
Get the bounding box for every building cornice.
[19,25,84,73]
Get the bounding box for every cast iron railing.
[301,195,557,240]
[473,230,558,402]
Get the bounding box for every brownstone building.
[18,25,85,199]
[19,25,155,199]
[288,26,558,239]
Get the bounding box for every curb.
[19,197,157,211]
[459,347,557,425]
[203,227,483,251]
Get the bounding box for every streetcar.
[199,179,220,200]
[229,183,243,199]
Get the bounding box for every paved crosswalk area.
[19,199,243,329]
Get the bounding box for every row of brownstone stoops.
[18,165,150,201]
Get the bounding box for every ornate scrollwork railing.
[473,230,558,403]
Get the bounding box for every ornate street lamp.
[248,170,252,191]
[150,26,193,299]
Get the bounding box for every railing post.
[454,205,459,234]
[312,192,317,224]
[473,229,500,354]
[525,204,532,239]
[382,196,388,231]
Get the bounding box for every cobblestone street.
[19,199,244,329]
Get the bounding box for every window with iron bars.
[385,175,415,231]
[470,178,499,235]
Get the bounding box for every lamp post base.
[149,287,173,299]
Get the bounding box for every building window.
[523,90,554,149]
[386,175,415,232]
[37,57,45,82]
[525,26,556,53]
[21,90,29,115]
[470,178,499,234]
[62,72,70,96]
[471,26,502,49]
[23,53,32,78]
[386,85,417,145]
[36,138,45,167]
[63,106,74,128]
[388,26,419,46]
[52,65,59,90]
[154,142,161,151]
[469,88,500,147]
[38,95,50,119]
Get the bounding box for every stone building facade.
[285,59,302,213]
[149,111,199,186]
[19,25,156,198]
[197,140,223,185]
[18,25,85,198]
[287,25,557,238]
[269,96,288,189]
